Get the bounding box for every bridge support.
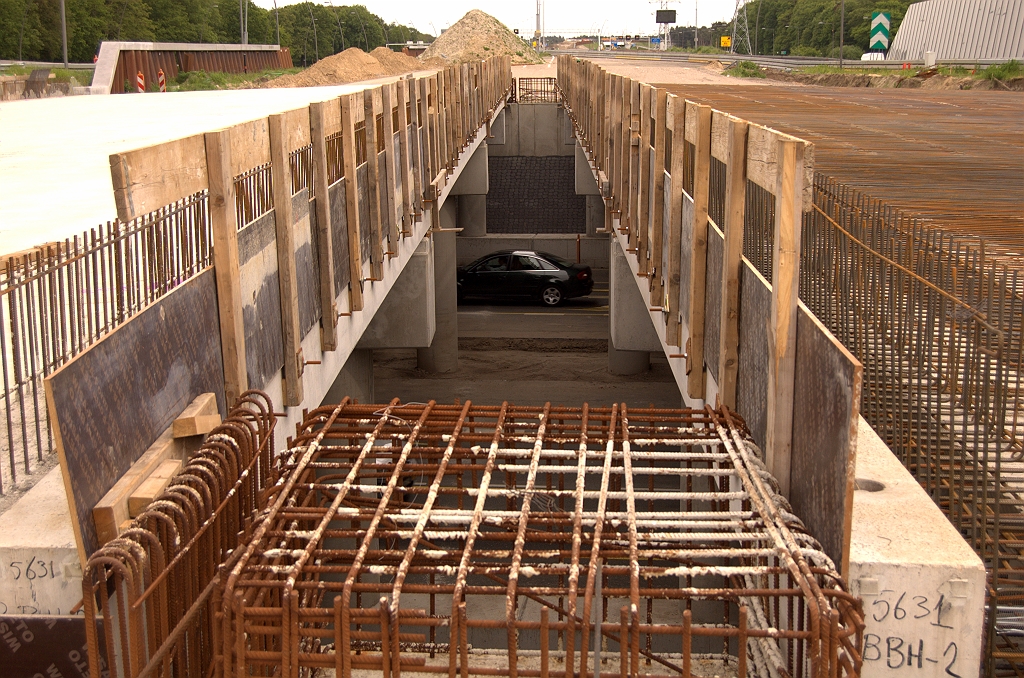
[418,200,459,373]
[608,243,660,375]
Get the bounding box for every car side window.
[535,258,558,271]
[477,256,508,272]
[512,255,543,271]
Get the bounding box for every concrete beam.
[418,204,458,373]
[321,349,374,405]
[356,239,436,349]
[457,195,487,237]
[609,242,661,353]
[575,141,601,196]
[449,142,489,195]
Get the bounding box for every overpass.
[0,56,995,676]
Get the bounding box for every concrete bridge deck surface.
[0,72,435,257]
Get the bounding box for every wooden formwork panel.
[703,224,724,383]
[736,260,772,451]
[328,178,352,297]
[238,212,286,391]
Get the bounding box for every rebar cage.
[219,400,863,678]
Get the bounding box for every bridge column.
[451,141,488,237]
[608,242,661,375]
[323,349,374,405]
[418,199,459,373]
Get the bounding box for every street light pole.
[59,0,68,67]
[839,0,845,68]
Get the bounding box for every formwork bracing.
[219,400,864,678]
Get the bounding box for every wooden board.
[172,392,220,438]
[238,211,285,391]
[44,270,225,564]
[329,177,352,298]
[228,118,271,177]
[110,134,208,221]
[790,303,862,573]
[293,190,320,338]
[127,458,184,517]
[0,615,105,677]
[736,260,771,451]
[678,195,694,322]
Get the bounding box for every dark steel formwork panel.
[790,304,862,571]
[736,260,771,451]
[704,224,724,382]
[219,401,864,678]
[238,211,285,391]
[357,164,372,266]
[45,270,225,559]
[292,189,321,338]
[678,194,695,323]
[0,615,105,678]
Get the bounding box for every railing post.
[204,129,248,406]
[381,83,400,252]
[363,87,385,282]
[686,104,712,400]
[340,92,364,311]
[309,101,338,351]
[718,117,749,409]
[666,94,686,347]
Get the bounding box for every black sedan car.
[457,250,594,306]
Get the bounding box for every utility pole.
[239,0,249,45]
[59,0,68,68]
[839,0,845,68]
[274,0,280,46]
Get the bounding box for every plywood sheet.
[329,178,351,297]
[357,164,372,266]
[789,303,862,571]
[45,271,225,562]
[238,212,285,390]
[0,615,105,675]
[292,189,320,337]
[110,135,208,221]
[736,260,771,450]
[678,195,694,322]
[703,224,723,382]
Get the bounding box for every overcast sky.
[250,1,741,39]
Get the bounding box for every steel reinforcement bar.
[217,400,864,678]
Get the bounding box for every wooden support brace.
[204,129,248,406]
[718,117,749,410]
[340,94,364,311]
[407,78,424,217]
[650,88,669,303]
[172,392,221,438]
[766,138,805,497]
[363,88,385,282]
[637,84,653,275]
[396,78,415,234]
[666,95,686,347]
[627,81,641,251]
[686,104,713,400]
[381,83,400,250]
[309,101,339,350]
[269,112,304,407]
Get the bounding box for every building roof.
[888,0,1024,61]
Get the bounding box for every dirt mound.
[763,69,1024,91]
[420,9,542,64]
[264,47,431,88]
[369,46,425,75]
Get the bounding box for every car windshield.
[538,252,574,268]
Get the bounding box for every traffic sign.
[651,37,661,44]
[870,12,891,50]
[720,35,732,48]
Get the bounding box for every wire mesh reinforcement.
[220,400,863,678]
[518,78,561,104]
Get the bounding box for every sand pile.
[420,9,543,65]
[265,47,429,88]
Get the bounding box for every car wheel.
[540,285,563,307]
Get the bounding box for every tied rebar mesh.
[518,78,561,104]
[219,401,863,678]
[802,174,1024,675]
[0,192,212,495]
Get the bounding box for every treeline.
[671,0,914,57]
[0,0,433,66]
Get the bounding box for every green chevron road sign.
[870,12,891,50]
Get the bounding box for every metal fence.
[0,193,212,495]
[801,174,1023,676]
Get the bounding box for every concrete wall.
[456,234,610,270]
[488,104,575,157]
[356,239,435,349]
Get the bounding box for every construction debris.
[421,9,544,64]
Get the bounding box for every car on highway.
[457,250,594,307]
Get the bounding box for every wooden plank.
[340,93,363,311]
[127,458,183,518]
[686,104,712,400]
[92,429,182,546]
[322,97,342,138]
[666,94,686,347]
[650,88,668,302]
[110,135,208,221]
[205,129,248,406]
[381,83,400,251]
[626,80,640,244]
[418,76,432,202]
[765,138,805,496]
[281,106,311,153]
[620,77,632,229]
[310,101,338,349]
[736,261,771,450]
[710,110,732,163]
[396,78,414,234]
[228,118,271,177]
[269,112,304,406]
[407,78,423,217]
[637,83,652,274]
[172,391,221,438]
[363,87,384,282]
[718,118,749,409]
[790,303,862,572]
[747,123,816,212]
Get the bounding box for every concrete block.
[458,195,487,237]
[488,105,518,156]
[357,239,435,349]
[450,142,488,195]
[533,104,561,156]
[849,418,985,678]
[609,244,662,352]
[0,467,83,615]
[585,195,604,235]
[576,142,601,196]
[322,348,374,405]
[489,108,506,145]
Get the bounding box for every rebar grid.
[518,78,561,104]
[219,400,863,678]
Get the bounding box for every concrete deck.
[0,74,432,257]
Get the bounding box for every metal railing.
[1,193,212,495]
[801,174,1023,675]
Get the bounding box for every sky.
[250,0,742,39]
